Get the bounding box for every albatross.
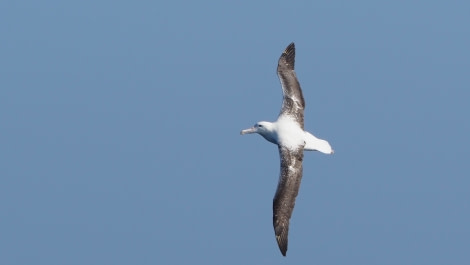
[240,42,333,256]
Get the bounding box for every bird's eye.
[258,124,263,128]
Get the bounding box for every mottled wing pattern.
[277,42,305,128]
[273,146,304,256]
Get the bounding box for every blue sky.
[1,1,469,264]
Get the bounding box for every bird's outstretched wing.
[277,42,305,128]
[273,146,304,256]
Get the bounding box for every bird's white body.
[275,116,306,150]
[243,116,333,154]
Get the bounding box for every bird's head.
[240,121,277,144]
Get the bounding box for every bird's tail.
[304,131,334,154]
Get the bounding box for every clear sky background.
[1,1,469,264]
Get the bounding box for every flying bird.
[240,42,333,256]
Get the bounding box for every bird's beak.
[240,127,256,135]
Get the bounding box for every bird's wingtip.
[276,235,288,256]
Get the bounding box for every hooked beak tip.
[240,127,256,135]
